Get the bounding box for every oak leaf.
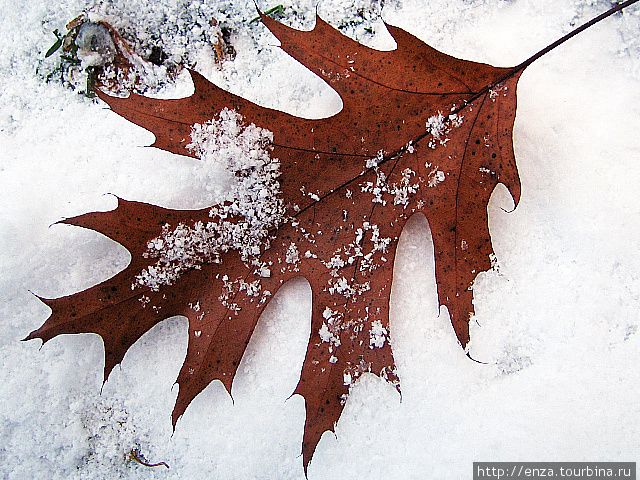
[27,4,633,471]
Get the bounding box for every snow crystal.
[361,169,388,205]
[365,149,385,169]
[356,223,391,272]
[239,279,261,297]
[323,306,339,320]
[256,264,271,278]
[138,295,150,307]
[328,277,371,298]
[285,242,300,265]
[489,84,508,101]
[425,112,464,148]
[321,222,391,275]
[406,141,415,154]
[427,167,446,187]
[319,307,343,347]
[322,254,346,276]
[426,113,447,139]
[369,320,388,349]
[214,273,269,309]
[449,113,463,128]
[391,168,419,207]
[361,167,419,207]
[134,108,285,291]
[318,323,332,343]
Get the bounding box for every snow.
[1,0,640,479]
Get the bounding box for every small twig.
[129,449,170,469]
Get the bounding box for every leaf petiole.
[509,0,640,78]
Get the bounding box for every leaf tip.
[103,353,123,386]
[21,326,48,346]
[21,331,40,343]
[171,403,184,429]
[29,290,57,311]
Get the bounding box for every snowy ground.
[1,0,640,478]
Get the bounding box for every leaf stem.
[509,0,639,76]
[410,0,639,154]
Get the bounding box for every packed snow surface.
[1,0,640,479]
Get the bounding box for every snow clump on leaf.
[135,108,285,290]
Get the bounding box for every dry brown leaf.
[27,3,637,471]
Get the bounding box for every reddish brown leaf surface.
[27,13,526,471]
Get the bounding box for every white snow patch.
[365,149,385,169]
[328,277,371,299]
